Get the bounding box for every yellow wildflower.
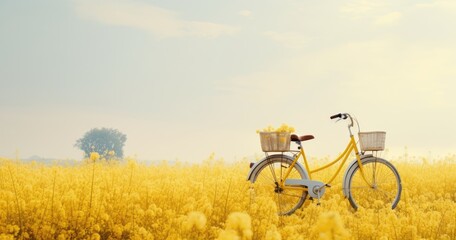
[218,212,253,240]
[182,211,207,231]
[257,123,295,133]
[90,152,100,162]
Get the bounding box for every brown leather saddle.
[290,134,314,142]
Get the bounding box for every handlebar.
[330,113,346,120]
[330,113,354,129]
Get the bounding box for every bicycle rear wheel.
[346,158,401,210]
[251,155,308,215]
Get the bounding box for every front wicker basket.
[259,132,291,152]
[358,131,386,151]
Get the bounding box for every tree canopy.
[75,128,127,160]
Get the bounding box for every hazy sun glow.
[1,0,455,162]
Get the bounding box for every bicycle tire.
[250,155,308,215]
[346,157,401,210]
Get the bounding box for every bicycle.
[247,113,402,215]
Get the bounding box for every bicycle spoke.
[268,162,278,183]
[257,171,276,184]
[349,185,371,189]
[372,160,377,185]
[280,192,305,199]
[252,156,307,215]
[275,193,282,213]
[348,159,401,210]
[374,188,395,198]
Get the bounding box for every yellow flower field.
[0,154,455,239]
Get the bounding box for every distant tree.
[75,128,127,160]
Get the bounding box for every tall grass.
[0,155,455,239]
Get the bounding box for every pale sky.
[1,0,455,162]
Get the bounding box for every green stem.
[223,176,232,219]
[51,170,56,224]
[89,161,96,215]
[8,164,23,232]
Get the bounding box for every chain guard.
[284,179,326,199]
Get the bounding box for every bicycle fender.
[341,154,377,197]
[246,163,257,181]
[246,154,308,182]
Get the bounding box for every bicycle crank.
[284,179,327,199]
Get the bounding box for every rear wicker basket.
[358,131,386,151]
[259,132,291,152]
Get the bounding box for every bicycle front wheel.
[251,155,308,215]
[346,158,401,210]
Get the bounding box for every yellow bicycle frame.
[280,135,370,190]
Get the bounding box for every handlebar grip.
[330,113,342,119]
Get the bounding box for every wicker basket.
[358,131,386,151]
[259,132,291,152]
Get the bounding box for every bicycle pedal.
[325,184,331,188]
